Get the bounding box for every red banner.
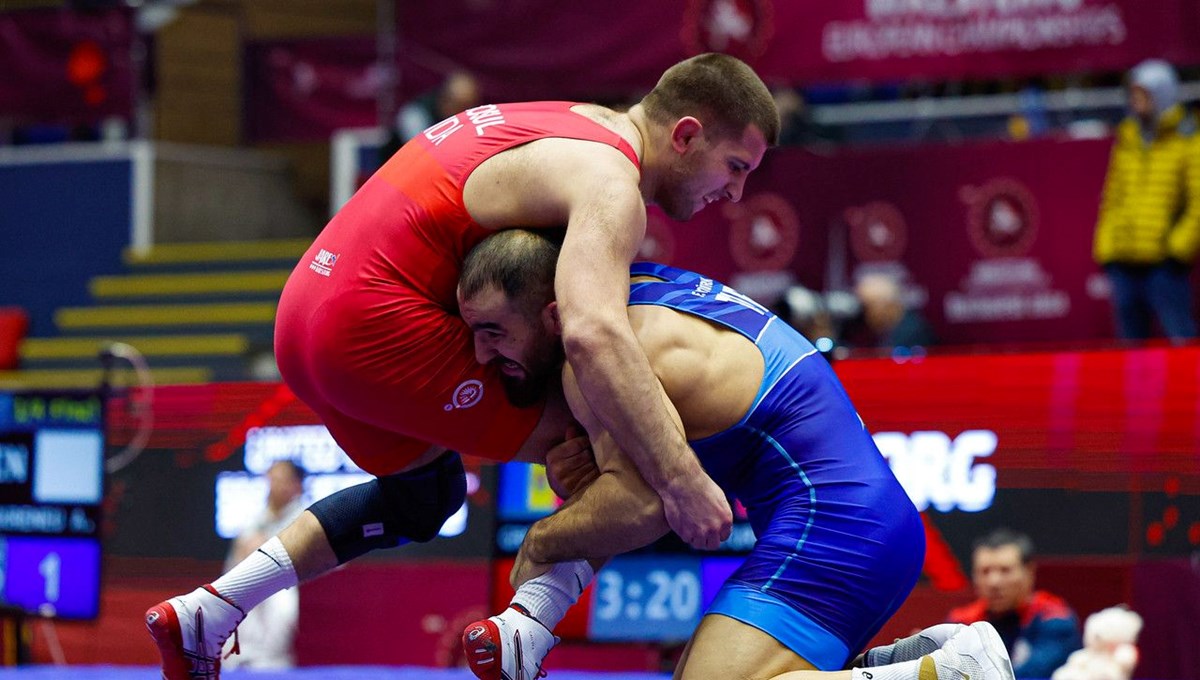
[0,8,134,124]
[398,0,1200,94]
[245,0,1200,141]
[836,345,1200,480]
[655,135,1120,346]
[755,0,1200,84]
[243,37,380,143]
[331,131,1139,346]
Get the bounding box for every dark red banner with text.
[755,0,1200,85]
[245,0,1200,141]
[401,0,1200,91]
[654,135,1120,346]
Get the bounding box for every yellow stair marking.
[90,270,292,298]
[56,302,277,329]
[20,335,250,360]
[0,367,213,390]
[123,239,312,266]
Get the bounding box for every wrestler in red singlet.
[275,102,640,476]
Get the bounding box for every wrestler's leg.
[674,614,826,680]
[677,615,1013,680]
[463,430,670,680]
[147,411,441,678]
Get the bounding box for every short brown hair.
[460,230,560,315]
[641,53,780,145]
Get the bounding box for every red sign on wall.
[0,8,134,124]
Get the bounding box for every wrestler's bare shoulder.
[494,103,639,166]
[464,107,642,227]
[569,103,638,139]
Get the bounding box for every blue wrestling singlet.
[629,263,926,670]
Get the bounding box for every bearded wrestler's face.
[458,283,563,408]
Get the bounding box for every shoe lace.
[222,625,241,660]
[532,634,559,679]
[202,584,244,662]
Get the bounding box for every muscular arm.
[464,138,731,548]
[522,364,672,564]
[554,162,730,548]
[524,431,669,563]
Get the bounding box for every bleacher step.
[0,366,213,390]
[90,270,291,299]
[55,302,277,330]
[123,239,311,267]
[20,334,250,361]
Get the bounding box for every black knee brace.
[308,452,466,564]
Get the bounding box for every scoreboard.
[0,391,104,620]
[494,461,752,642]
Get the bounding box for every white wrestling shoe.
[462,607,559,680]
[862,623,965,666]
[922,621,1015,680]
[145,585,244,680]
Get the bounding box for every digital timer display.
[0,391,104,620]
[590,555,706,641]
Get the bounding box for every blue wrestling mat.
[0,668,671,679]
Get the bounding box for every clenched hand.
[661,473,732,550]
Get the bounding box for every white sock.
[210,537,298,611]
[511,560,594,630]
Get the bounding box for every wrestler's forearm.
[523,470,669,564]
[561,320,701,493]
[556,201,704,496]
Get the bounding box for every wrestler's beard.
[495,343,564,408]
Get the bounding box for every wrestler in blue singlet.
[629,263,926,671]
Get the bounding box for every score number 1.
[39,552,61,603]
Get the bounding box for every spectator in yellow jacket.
[1094,59,1200,340]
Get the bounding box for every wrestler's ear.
[544,301,562,335]
[670,116,703,154]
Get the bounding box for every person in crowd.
[774,285,845,362]
[854,273,937,350]
[379,70,483,163]
[1094,58,1200,341]
[221,460,306,670]
[948,528,1082,679]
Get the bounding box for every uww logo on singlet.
[309,249,339,277]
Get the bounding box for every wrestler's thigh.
[674,614,818,680]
